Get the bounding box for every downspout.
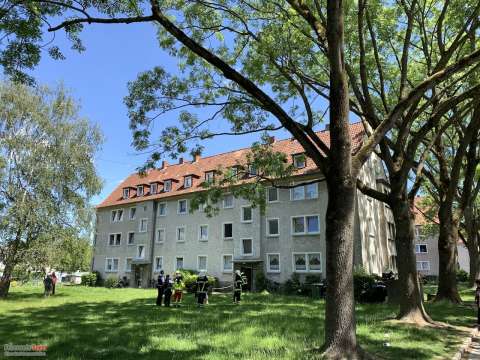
[149,201,158,287]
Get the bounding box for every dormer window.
[293,154,306,169]
[205,171,215,183]
[164,180,172,192]
[137,185,144,197]
[184,176,192,188]
[231,166,239,179]
[248,164,257,177]
[150,183,158,195]
[123,188,130,199]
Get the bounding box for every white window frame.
[304,182,318,199]
[223,222,233,240]
[154,256,163,272]
[129,207,137,220]
[136,245,146,259]
[137,185,144,197]
[197,255,208,272]
[241,238,253,256]
[291,214,320,235]
[416,261,430,271]
[198,224,209,241]
[105,257,119,272]
[108,233,122,246]
[158,202,167,216]
[123,188,129,199]
[248,164,257,177]
[205,171,215,183]
[290,185,305,201]
[164,180,172,192]
[415,244,428,254]
[266,253,281,273]
[150,183,158,195]
[222,254,233,273]
[223,194,234,209]
[266,218,280,237]
[177,199,188,214]
[241,205,253,223]
[176,226,186,243]
[267,187,279,203]
[293,154,306,168]
[127,231,135,246]
[156,227,165,244]
[125,257,133,272]
[111,209,124,223]
[292,252,322,273]
[184,176,192,188]
[175,256,184,270]
[139,218,148,233]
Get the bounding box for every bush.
[255,271,268,292]
[353,267,376,301]
[81,273,97,287]
[283,273,302,295]
[457,269,469,283]
[305,275,322,284]
[92,271,103,286]
[177,269,217,293]
[104,276,120,288]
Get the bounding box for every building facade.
[92,123,396,288]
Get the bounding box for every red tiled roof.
[412,196,437,226]
[97,122,366,208]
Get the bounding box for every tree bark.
[467,241,479,287]
[0,260,14,298]
[436,204,462,303]
[391,198,432,323]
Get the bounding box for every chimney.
[160,160,168,169]
[193,154,201,162]
[178,157,184,164]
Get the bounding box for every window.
[111,209,124,222]
[267,218,280,236]
[125,258,132,272]
[415,244,428,253]
[267,187,278,203]
[248,164,257,177]
[291,183,318,200]
[177,226,186,242]
[223,223,233,239]
[128,232,135,245]
[175,257,184,270]
[415,226,424,239]
[164,180,172,192]
[155,257,163,272]
[241,206,252,223]
[416,261,430,271]
[184,176,192,188]
[150,183,158,195]
[267,253,280,273]
[129,207,136,220]
[123,188,129,199]
[293,253,322,272]
[242,238,253,255]
[223,194,234,208]
[199,225,208,241]
[108,233,121,246]
[137,245,145,259]
[139,218,148,233]
[293,154,306,168]
[158,202,167,216]
[178,199,188,214]
[205,171,215,183]
[156,228,165,243]
[230,167,239,179]
[137,185,144,197]
[292,215,320,235]
[198,255,207,271]
[105,258,119,272]
[223,255,233,272]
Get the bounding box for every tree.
[0,82,102,297]
[3,0,480,356]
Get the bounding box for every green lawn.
[0,285,476,359]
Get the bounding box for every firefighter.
[163,274,173,307]
[156,270,165,306]
[196,271,209,307]
[172,271,185,307]
[233,270,246,304]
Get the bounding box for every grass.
[0,284,476,359]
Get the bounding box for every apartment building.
[92,122,396,289]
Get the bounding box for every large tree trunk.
[391,197,432,324]
[464,205,479,287]
[436,204,462,303]
[0,260,14,298]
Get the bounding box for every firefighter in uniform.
[233,270,246,304]
[172,271,185,307]
[196,271,209,307]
